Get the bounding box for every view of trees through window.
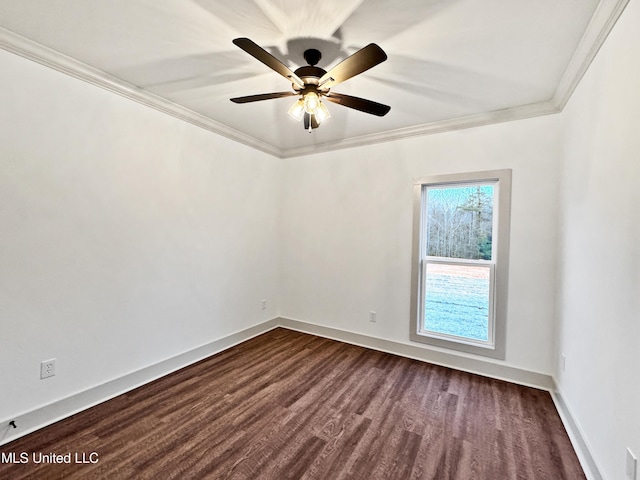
[425,185,494,260]
[423,183,495,342]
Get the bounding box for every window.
[410,170,511,359]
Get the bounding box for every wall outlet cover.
[40,359,56,379]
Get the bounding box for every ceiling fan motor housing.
[292,65,330,95]
[303,48,322,66]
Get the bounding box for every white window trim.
[410,169,512,359]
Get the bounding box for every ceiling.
[0,0,628,157]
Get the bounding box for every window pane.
[424,263,490,341]
[426,185,494,260]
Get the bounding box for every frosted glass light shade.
[303,91,320,114]
[315,101,331,123]
[288,99,305,121]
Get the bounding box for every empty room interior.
[0,1,639,479]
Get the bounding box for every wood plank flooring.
[0,328,585,479]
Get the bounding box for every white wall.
[0,48,281,420]
[2,3,638,474]
[280,114,564,375]
[556,0,640,478]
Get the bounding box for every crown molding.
[0,0,629,159]
[0,27,284,159]
[280,100,560,158]
[283,0,630,158]
[552,0,630,109]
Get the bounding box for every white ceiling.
[0,0,628,157]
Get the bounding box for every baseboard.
[550,385,603,480]
[277,317,554,391]
[278,318,603,477]
[1,315,581,465]
[0,318,280,447]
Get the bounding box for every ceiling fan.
[230,38,390,131]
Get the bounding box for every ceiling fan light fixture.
[303,91,320,115]
[288,99,305,121]
[289,93,330,125]
[315,101,331,124]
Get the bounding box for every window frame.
[410,169,512,359]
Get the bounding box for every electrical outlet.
[561,354,566,372]
[369,311,377,323]
[627,448,637,480]
[261,299,267,310]
[40,359,56,379]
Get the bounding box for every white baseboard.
[3,315,596,480]
[0,318,280,447]
[278,317,554,390]
[550,386,603,480]
[280,318,601,478]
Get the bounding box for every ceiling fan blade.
[324,92,391,116]
[319,44,387,88]
[230,92,298,103]
[233,37,304,88]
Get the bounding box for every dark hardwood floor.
[0,328,585,479]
